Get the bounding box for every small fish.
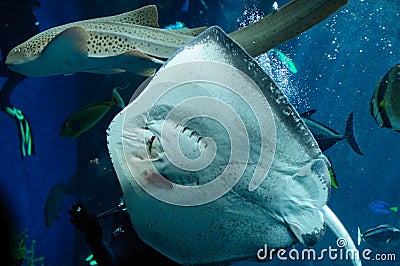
[358,224,400,247]
[164,21,189,30]
[300,110,363,155]
[370,64,400,132]
[326,157,339,189]
[270,48,297,73]
[370,200,398,215]
[60,86,125,138]
[45,175,77,227]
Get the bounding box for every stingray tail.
[322,205,362,266]
[344,112,363,155]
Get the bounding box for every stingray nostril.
[149,135,155,155]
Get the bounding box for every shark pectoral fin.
[42,26,88,66]
[98,5,159,27]
[84,68,126,75]
[117,50,164,76]
[169,26,208,37]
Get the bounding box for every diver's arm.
[69,203,117,266]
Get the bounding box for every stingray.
[106,27,361,265]
[5,0,347,77]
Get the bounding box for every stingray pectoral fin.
[42,26,88,66]
[322,205,362,266]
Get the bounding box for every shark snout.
[5,47,24,64]
[5,48,31,74]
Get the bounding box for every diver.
[69,197,181,266]
[0,0,40,158]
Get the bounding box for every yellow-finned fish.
[60,87,125,138]
[370,64,400,132]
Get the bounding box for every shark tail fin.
[344,112,363,155]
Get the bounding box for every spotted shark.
[6,0,347,77]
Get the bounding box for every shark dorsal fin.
[97,5,159,27]
[169,26,208,37]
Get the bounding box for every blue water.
[0,0,399,265]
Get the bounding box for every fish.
[5,0,348,77]
[164,21,188,30]
[60,86,125,138]
[300,109,363,155]
[370,64,400,132]
[370,200,398,215]
[270,48,298,73]
[45,175,77,227]
[107,26,361,266]
[358,224,400,248]
[326,157,339,189]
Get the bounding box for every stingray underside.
[107,26,331,265]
